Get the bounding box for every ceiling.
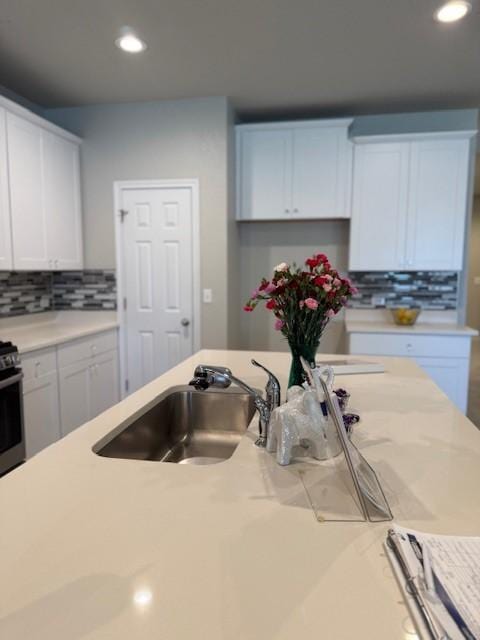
[0,0,480,118]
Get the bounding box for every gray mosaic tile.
[348,271,458,310]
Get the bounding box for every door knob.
[181,318,190,327]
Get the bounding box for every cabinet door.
[406,139,470,271]
[23,372,61,457]
[415,356,470,413]
[237,128,292,220]
[90,351,119,418]
[58,360,92,436]
[43,131,83,270]
[0,108,12,270]
[6,112,49,270]
[349,143,410,271]
[292,126,352,218]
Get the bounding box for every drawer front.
[349,332,471,359]
[22,348,57,381]
[58,329,118,368]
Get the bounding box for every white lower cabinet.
[348,332,472,413]
[58,359,91,436]
[22,329,119,455]
[415,357,470,413]
[23,370,61,458]
[58,331,119,436]
[90,351,119,417]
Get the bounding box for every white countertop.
[1,349,480,639]
[0,311,119,353]
[346,319,478,337]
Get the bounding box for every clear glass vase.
[287,341,319,388]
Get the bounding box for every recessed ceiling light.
[115,28,147,53]
[435,0,472,22]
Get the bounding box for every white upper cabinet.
[236,119,353,220]
[2,96,83,271]
[0,107,13,270]
[349,142,410,271]
[406,139,469,271]
[348,132,475,272]
[43,131,83,270]
[7,112,49,270]
[238,128,292,220]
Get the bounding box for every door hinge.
[119,209,128,222]
[125,379,129,392]
[123,297,127,311]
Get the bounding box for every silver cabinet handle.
[284,209,290,214]
[181,318,190,327]
[293,208,299,213]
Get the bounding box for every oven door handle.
[0,371,23,390]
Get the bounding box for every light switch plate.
[203,289,213,303]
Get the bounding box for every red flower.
[243,305,254,312]
[266,299,276,310]
[316,253,328,264]
[314,276,327,286]
[305,257,319,269]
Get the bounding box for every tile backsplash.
[348,271,458,310]
[0,271,52,316]
[53,270,116,310]
[0,270,117,317]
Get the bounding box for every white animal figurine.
[267,383,341,466]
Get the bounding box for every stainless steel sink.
[93,385,257,465]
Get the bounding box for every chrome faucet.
[189,360,281,447]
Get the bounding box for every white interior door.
[121,185,194,394]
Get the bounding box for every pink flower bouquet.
[244,253,357,386]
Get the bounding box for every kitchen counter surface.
[346,319,478,337]
[0,311,119,353]
[2,349,480,640]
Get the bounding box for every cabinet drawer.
[57,329,117,368]
[349,332,471,359]
[21,348,57,381]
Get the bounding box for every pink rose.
[274,318,285,331]
[304,298,318,310]
[324,274,333,282]
[333,278,341,288]
[326,308,335,318]
[323,283,332,293]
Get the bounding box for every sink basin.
[94,385,257,465]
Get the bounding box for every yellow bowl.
[390,308,421,326]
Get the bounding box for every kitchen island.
[1,349,480,640]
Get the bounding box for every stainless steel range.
[0,341,25,475]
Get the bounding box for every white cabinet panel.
[416,357,470,413]
[58,339,119,435]
[292,126,352,219]
[236,119,352,221]
[0,107,12,270]
[349,143,409,271]
[348,331,471,413]
[57,329,118,368]
[349,134,473,272]
[59,359,91,436]
[90,351,119,417]
[7,112,49,270]
[23,371,61,458]
[406,139,469,270]
[238,128,291,220]
[43,131,83,270]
